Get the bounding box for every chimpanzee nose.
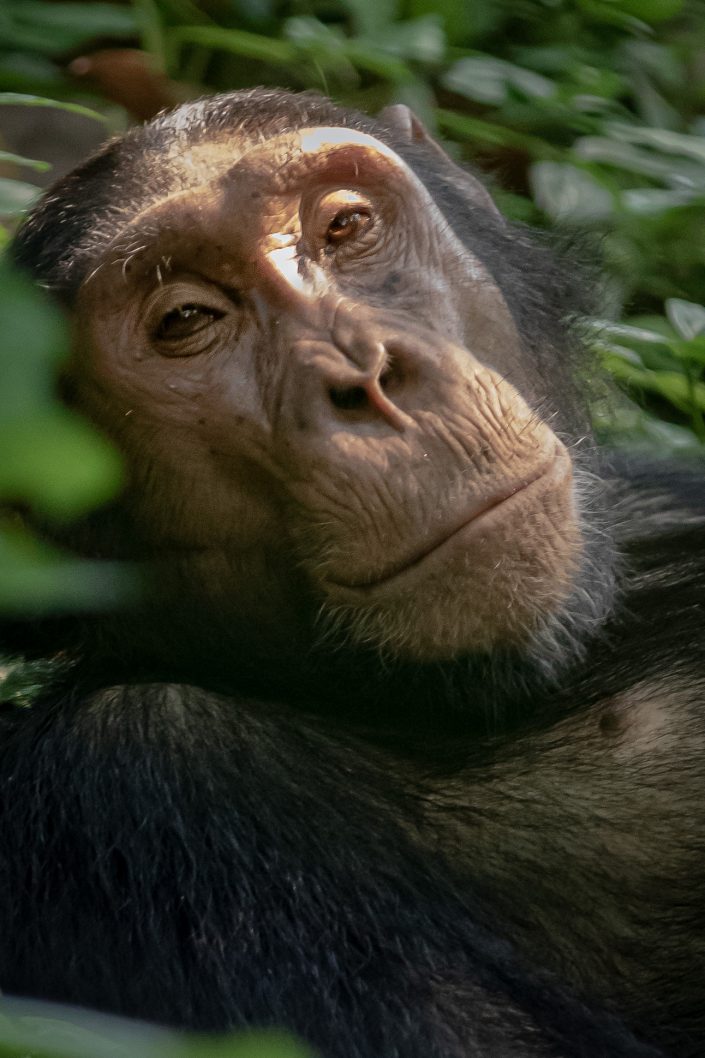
[287,337,412,432]
[327,371,408,430]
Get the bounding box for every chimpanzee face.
[66,123,579,662]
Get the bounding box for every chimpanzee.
[2,87,704,1058]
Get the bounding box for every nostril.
[329,385,368,411]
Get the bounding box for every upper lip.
[331,450,560,591]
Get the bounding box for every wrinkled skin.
[3,89,705,1058]
[74,125,578,663]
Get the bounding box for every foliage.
[0,102,129,613]
[0,244,128,612]
[0,998,314,1058]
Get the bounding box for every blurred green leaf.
[0,176,40,215]
[442,56,555,106]
[0,1,137,54]
[580,0,685,25]
[0,93,108,122]
[0,151,51,173]
[666,298,705,341]
[667,337,705,364]
[436,108,562,158]
[529,161,615,223]
[0,161,130,613]
[574,137,705,188]
[412,0,502,43]
[620,188,700,214]
[0,54,63,94]
[342,0,399,37]
[606,123,705,164]
[0,1001,315,1058]
[0,260,68,409]
[133,0,168,69]
[589,319,671,344]
[600,353,705,409]
[0,411,122,519]
[169,25,296,65]
[372,16,445,64]
[0,525,131,613]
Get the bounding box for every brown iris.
[326,209,371,245]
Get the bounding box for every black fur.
[0,681,664,1058]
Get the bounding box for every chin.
[318,454,587,664]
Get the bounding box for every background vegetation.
[0,0,704,1053]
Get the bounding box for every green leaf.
[667,337,705,364]
[529,162,615,224]
[181,1030,315,1058]
[580,0,684,25]
[343,41,411,82]
[0,151,51,173]
[408,0,501,43]
[283,17,346,54]
[0,260,68,413]
[620,188,699,214]
[0,411,123,519]
[0,262,123,521]
[0,526,132,613]
[8,0,137,34]
[442,56,505,105]
[602,357,705,413]
[169,26,296,65]
[3,1,136,54]
[666,299,705,340]
[596,340,644,366]
[0,176,40,215]
[0,53,63,94]
[0,1002,315,1058]
[0,93,108,122]
[133,0,167,69]
[441,56,555,106]
[574,137,705,189]
[575,0,650,30]
[341,0,398,37]
[606,122,705,164]
[588,319,670,344]
[436,109,562,159]
[372,16,445,64]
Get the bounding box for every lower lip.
[333,447,570,592]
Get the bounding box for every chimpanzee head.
[13,89,614,683]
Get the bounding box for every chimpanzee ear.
[378,103,501,218]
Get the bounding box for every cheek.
[75,310,262,439]
[72,324,280,550]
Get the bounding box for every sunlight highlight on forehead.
[297,126,402,163]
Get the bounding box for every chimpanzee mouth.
[330,446,571,592]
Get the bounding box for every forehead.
[148,125,403,199]
[75,125,422,300]
[10,94,395,299]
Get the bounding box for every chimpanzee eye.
[326,209,372,245]
[155,304,224,342]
